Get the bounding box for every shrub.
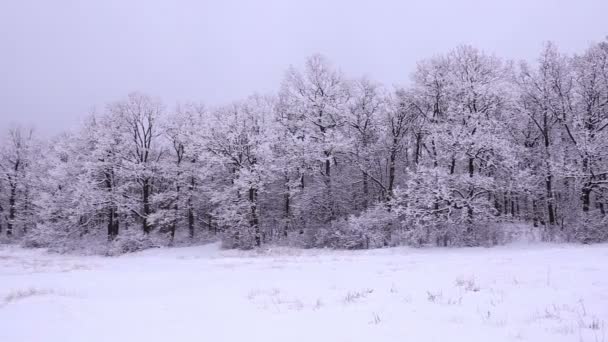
[569,211,608,244]
[22,222,74,250]
[220,225,258,250]
[313,205,397,249]
[106,229,158,256]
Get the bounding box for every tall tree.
[517,43,573,231]
[110,93,164,234]
[206,96,277,248]
[278,54,351,226]
[0,127,37,237]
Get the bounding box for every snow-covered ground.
[1,243,607,342]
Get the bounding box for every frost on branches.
[1,40,607,252]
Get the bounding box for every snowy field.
[1,243,607,342]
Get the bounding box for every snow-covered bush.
[220,226,258,250]
[569,212,608,244]
[24,223,175,255]
[106,229,159,256]
[398,217,509,247]
[312,206,397,249]
[22,222,108,254]
[21,223,82,251]
[22,223,73,249]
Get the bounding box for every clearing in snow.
[1,243,607,342]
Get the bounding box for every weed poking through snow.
[343,288,374,304]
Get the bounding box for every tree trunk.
[510,194,515,217]
[142,178,151,234]
[467,205,474,225]
[324,151,335,221]
[107,209,113,240]
[494,193,501,215]
[7,182,16,237]
[414,133,422,165]
[283,179,290,237]
[582,185,591,212]
[171,202,177,242]
[542,115,556,226]
[450,157,456,175]
[188,201,194,239]
[467,158,474,225]
[22,187,30,233]
[188,176,195,239]
[107,207,119,240]
[532,200,539,227]
[546,173,556,225]
[249,188,260,247]
[581,157,592,213]
[104,170,119,240]
[207,213,215,234]
[468,157,474,178]
[388,141,397,199]
[362,171,369,209]
[171,184,180,242]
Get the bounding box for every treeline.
[1,40,607,251]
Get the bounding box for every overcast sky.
[1,0,607,135]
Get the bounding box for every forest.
[1,39,607,253]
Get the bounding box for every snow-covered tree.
[153,103,208,241]
[109,92,165,234]
[278,54,351,229]
[6,40,608,252]
[0,127,39,238]
[206,95,278,248]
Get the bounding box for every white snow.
[1,243,607,342]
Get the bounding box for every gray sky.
[1,0,607,135]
